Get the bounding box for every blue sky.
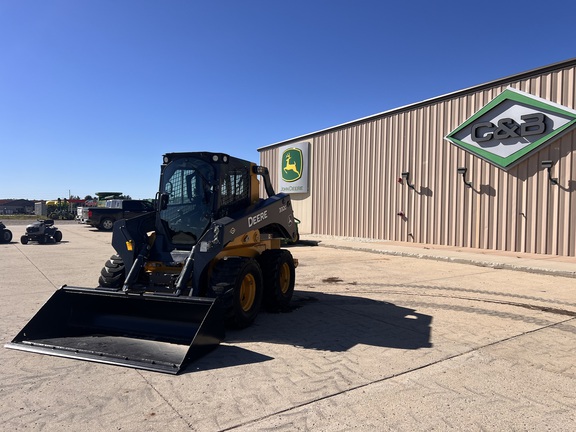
[1,0,575,200]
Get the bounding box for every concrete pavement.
[303,234,576,279]
[0,221,575,431]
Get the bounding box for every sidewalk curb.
[315,243,576,279]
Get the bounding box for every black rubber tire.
[210,257,263,328]
[98,254,126,288]
[1,229,12,243]
[292,230,300,244]
[20,235,28,245]
[100,218,114,231]
[258,249,296,311]
[53,230,62,242]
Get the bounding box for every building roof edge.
[258,57,576,152]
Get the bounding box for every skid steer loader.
[6,152,298,374]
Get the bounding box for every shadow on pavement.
[187,291,432,373]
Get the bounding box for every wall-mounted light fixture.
[457,167,473,188]
[541,160,559,186]
[401,172,416,190]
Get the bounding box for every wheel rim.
[239,273,256,312]
[279,262,291,294]
[103,220,113,230]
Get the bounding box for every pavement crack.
[13,245,58,289]
[402,291,576,317]
[221,316,575,431]
[469,297,576,317]
[336,284,576,311]
[137,371,196,430]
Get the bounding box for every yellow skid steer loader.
[6,152,298,374]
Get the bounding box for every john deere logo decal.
[282,148,303,182]
[279,142,309,194]
[445,88,576,169]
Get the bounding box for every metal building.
[258,58,576,257]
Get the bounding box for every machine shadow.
[187,290,432,374]
[185,345,274,373]
[23,240,70,245]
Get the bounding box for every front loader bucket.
[5,286,225,374]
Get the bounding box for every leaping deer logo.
[283,153,301,177]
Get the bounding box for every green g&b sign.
[445,88,576,169]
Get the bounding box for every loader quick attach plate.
[5,287,225,374]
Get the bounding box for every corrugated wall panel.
[260,62,576,256]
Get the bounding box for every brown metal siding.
[260,62,576,257]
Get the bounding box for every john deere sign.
[445,88,576,169]
[279,142,309,194]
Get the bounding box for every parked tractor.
[0,221,12,243]
[20,220,63,244]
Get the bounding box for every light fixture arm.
[457,167,473,188]
[401,172,416,190]
[541,160,559,186]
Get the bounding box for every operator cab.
[160,156,215,246]
[158,152,253,247]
